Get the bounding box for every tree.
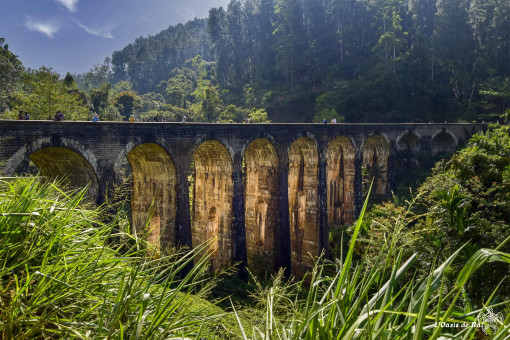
[0,38,23,113]
[76,58,112,91]
[218,104,247,122]
[201,86,221,122]
[10,67,89,120]
[166,74,194,107]
[273,0,306,92]
[63,72,77,89]
[90,83,111,113]
[114,91,141,119]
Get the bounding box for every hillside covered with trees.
[1,0,509,123]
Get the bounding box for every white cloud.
[25,18,59,38]
[176,6,196,21]
[55,0,79,12]
[75,21,114,39]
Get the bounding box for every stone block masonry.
[0,120,486,277]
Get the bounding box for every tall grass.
[237,187,510,339]
[0,177,217,339]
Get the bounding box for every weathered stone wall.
[127,143,177,250]
[0,120,486,277]
[362,135,390,195]
[326,136,356,225]
[191,140,234,271]
[288,137,319,278]
[244,138,279,275]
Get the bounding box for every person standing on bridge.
[54,110,64,121]
[17,111,23,120]
[24,112,30,120]
[92,114,99,122]
[129,115,134,122]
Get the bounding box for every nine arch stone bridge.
[0,120,485,277]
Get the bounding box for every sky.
[0,0,230,75]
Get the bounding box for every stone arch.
[192,140,234,271]
[127,143,177,249]
[431,131,457,156]
[326,136,356,225]
[27,147,100,199]
[243,138,279,274]
[362,134,390,195]
[288,137,319,278]
[396,133,422,168]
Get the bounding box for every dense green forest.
[1,0,509,122]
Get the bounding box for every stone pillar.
[354,151,363,216]
[98,160,116,206]
[276,145,291,276]
[317,142,329,258]
[386,143,396,195]
[232,152,247,279]
[175,157,192,248]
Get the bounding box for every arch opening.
[127,143,176,251]
[362,135,390,195]
[244,138,278,275]
[288,137,319,278]
[28,147,99,200]
[431,132,456,156]
[396,133,422,168]
[326,136,356,225]
[192,140,233,271]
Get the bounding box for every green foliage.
[218,104,247,123]
[89,83,111,113]
[363,125,510,306]
[114,90,141,119]
[235,191,510,339]
[98,104,123,121]
[0,177,250,339]
[0,38,23,113]
[312,108,344,124]
[101,0,509,123]
[75,57,112,92]
[62,72,77,90]
[8,67,89,120]
[249,108,271,123]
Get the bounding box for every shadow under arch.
[127,143,177,250]
[28,147,99,200]
[396,133,422,168]
[326,136,356,225]
[362,135,390,195]
[191,140,233,271]
[288,137,319,278]
[243,138,279,275]
[431,131,457,156]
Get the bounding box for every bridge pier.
[175,159,192,248]
[276,143,291,276]
[232,152,248,279]
[317,141,329,259]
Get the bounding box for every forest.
[1,0,509,123]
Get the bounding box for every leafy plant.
[0,177,222,339]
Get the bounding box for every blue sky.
[1,0,230,75]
